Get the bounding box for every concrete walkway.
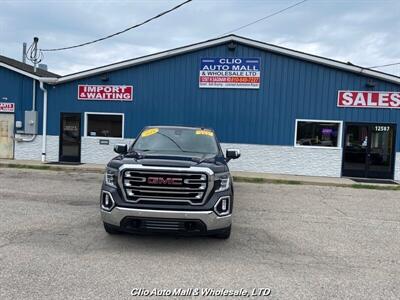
[233,171,358,185]
[0,159,398,188]
[0,159,104,172]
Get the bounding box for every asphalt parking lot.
[0,168,399,300]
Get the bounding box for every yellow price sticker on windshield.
[195,130,214,137]
[141,128,159,137]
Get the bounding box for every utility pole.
[32,37,39,73]
[26,37,42,73]
[22,42,27,64]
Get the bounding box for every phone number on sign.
[200,76,260,83]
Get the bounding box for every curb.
[0,162,399,191]
[0,162,104,173]
[232,176,400,191]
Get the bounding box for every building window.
[295,120,342,148]
[85,113,124,138]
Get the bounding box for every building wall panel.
[4,40,400,179]
[43,42,400,150]
[81,137,133,164]
[222,143,342,177]
[14,135,59,162]
[0,67,37,124]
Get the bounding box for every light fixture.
[227,41,236,51]
[366,80,376,88]
[101,74,109,82]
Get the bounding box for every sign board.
[338,90,400,109]
[99,139,110,145]
[199,58,260,89]
[0,102,15,112]
[78,85,133,101]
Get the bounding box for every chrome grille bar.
[124,180,206,190]
[118,165,214,206]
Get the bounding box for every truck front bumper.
[101,206,232,232]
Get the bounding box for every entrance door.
[0,113,14,159]
[342,123,396,179]
[59,113,81,162]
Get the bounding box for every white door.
[0,113,14,159]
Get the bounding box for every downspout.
[32,79,36,111]
[39,81,47,162]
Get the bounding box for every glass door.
[342,124,369,178]
[342,123,396,179]
[367,125,395,179]
[59,113,81,163]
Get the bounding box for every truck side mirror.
[114,144,127,154]
[226,149,240,162]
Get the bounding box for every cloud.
[0,0,399,76]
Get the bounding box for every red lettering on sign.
[0,102,15,112]
[78,85,133,101]
[337,91,400,109]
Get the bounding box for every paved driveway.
[0,168,399,299]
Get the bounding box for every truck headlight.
[215,172,230,192]
[105,167,118,188]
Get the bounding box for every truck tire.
[213,226,231,239]
[103,222,120,234]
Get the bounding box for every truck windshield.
[132,127,219,154]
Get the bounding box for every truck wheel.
[103,222,120,234]
[213,226,231,239]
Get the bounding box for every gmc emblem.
[147,177,183,185]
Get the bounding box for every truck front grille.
[121,169,212,205]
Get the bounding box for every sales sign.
[0,102,15,112]
[337,90,400,109]
[78,85,133,101]
[199,58,260,89]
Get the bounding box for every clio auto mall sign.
[78,85,133,101]
[199,58,260,89]
[337,90,400,109]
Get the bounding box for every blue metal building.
[1,35,400,179]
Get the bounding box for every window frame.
[84,112,125,139]
[294,119,343,149]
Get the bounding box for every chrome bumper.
[101,206,232,231]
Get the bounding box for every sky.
[0,0,399,76]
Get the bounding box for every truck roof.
[143,125,215,132]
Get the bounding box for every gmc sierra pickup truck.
[100,126,240,239]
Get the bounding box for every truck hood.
[108,151,228,173]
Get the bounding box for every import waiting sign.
[199,58,260,89]
[78,85,133,101]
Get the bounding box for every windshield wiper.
[155,132,188,153]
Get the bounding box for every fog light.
[221,198,227,211]
[104,194,110,206]
[214,196,231,216]
[101,191,115,211]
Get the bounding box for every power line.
[40,0,192,52]
[368,62,400,69]
[220,0,308,36]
